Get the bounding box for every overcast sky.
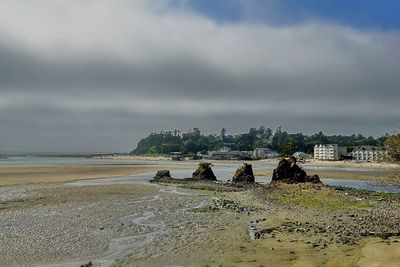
[0,0,399,153]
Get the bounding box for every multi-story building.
[351,146,384,162]
[314,144,347,160]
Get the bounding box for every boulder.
[153,170,172,181]
[192,162,217,181]
[271,157,320,184]
[233,163,255,183]
[305,175,321,183]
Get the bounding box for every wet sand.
[1,159,399,266]
[0,164,194,187]
[1,179,400,267]
[0,182,215,266]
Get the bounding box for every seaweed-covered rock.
[272,157,320,184]
[233,163,255,183]
[153,170,172,181]
[192,162,217,181]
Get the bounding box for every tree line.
[131,127,389,156]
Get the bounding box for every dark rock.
[380,232,392,240]
[232,163,255,183]
[271,157,321,184]
[192,162,217,181]
[260,228,276,234]
[254,231,262,239]
[153,170,172,180]
[360,232,368,237]
[305,175,321,183]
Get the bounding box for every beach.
[0,162,196,187]
[0,158,399,266]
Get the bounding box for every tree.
[270,127,289,152]
[147,145,158,155]
[280,142,293,157]
[131,127,390,156]
[183,140,199,154]
[220,127,226,142]
[385,132,400,164]
[383,131,400,186]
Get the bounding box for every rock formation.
[305,174,321,183]
[153,170,172,181]
[232,163,255,183]
[192,162,217,181]
[272,157,321,184]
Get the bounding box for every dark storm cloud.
[0,0,399,152]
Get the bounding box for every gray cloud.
[0,0,399,153]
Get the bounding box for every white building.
[351,146,384,162]
[253,148,279,158]
[314,144,347,160]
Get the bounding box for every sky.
[0,0,399,153]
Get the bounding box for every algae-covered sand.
[117,182,400,267]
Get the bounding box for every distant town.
[131,127,389,162]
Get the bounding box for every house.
[351,146,384,162]
[292,151,306,159]
[170,152,184,161]
[208,147,243,160]
[314,144,347,160]
[253,148,279,159]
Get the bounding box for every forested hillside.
[131,127,388,156]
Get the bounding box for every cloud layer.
[0,0,399,152]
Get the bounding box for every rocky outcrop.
[272,157,321,184]
[232,163,255,183]
[153,170,172,181]
[305,174,321,183]
[192,162,217,181]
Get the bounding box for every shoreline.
[92,155,399,169]
[91,155,173,161]
[302,159,399,169]
[0,159,397,187]
[246,158,398,170]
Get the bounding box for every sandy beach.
[0,163,195,187]
[0,158,399,266]
[1,179,400,267]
